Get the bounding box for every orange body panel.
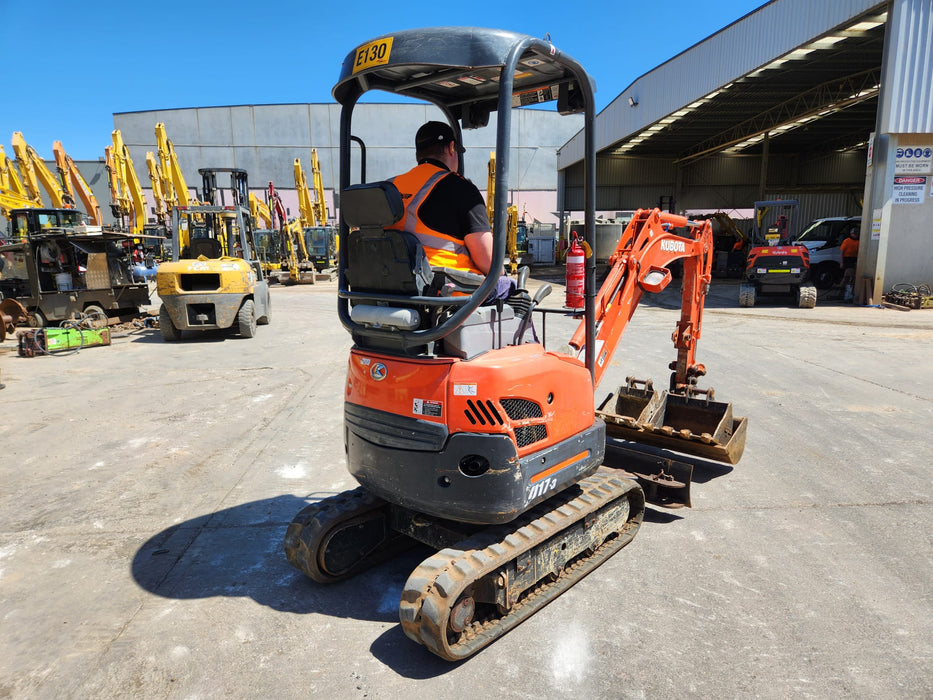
[347,344,595,457]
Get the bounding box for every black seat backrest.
[189,238,223,259]
[341,181,433,295]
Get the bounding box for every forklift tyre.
[159,304,181,341]
[257,291,271,325]
[238,299,257,338]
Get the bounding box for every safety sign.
[892,176,926,204]
[894,146,933,174]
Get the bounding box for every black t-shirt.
[416,159,490,241]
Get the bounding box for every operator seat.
[188,238,223,259]
[340,181,533,359]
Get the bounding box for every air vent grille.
[500,398,543,420]
[515,424,548,447]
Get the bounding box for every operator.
[840,226,860,301]
[389,121,513,299]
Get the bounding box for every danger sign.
[893,176,927,204]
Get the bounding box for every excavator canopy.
[333,27,593,119]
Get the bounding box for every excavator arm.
[268,181,302,282]
[11,132,74,209]
[1,145,41,219]
[52,141,102,225]
[249,192,272,229]
[154,123,190,209]
[569,208,714,392]
[105,130,147,234]
[145,152,168,226]
[1,145,35,202]
[294,157,317,227]
[568,208,745,470]
[310,148,328,227]
[487,152,519,272]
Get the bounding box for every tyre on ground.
[159,304,181,341]
[238,299,257,338]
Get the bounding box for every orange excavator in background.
[284,27,747,662]
[52,141,102,225]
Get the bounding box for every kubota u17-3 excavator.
[284,27,747,661]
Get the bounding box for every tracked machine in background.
[294,151,337,271]
[739,199,816,308]
[268,180,315,284]
[284,28,747,661]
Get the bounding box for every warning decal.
[413,399,443,417]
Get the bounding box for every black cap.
[415,121,465,153]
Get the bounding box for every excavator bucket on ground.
[597,377,748,465]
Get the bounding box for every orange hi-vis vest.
[388,162,485,275]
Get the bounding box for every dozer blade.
[597,379,747,465]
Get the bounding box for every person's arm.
[464,230,493,275]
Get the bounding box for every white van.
[795,216,861,288]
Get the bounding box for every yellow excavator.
[294,151,337,271]
[249,191,282,278]
[153,122,203,257]
[52,141,102,225]
[0,145,41,221]
[105,130,147,235]
[11,132,74,210]
[269,180,314,284]
[487,151,520,273]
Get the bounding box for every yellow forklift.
[155,168,271,340]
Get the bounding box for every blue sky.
[0,0,765,160]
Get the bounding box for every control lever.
[515,283,552,343]
[516,265,530,291]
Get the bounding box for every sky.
[0,0,766,161]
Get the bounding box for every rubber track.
[284,486,398,583]
[398,469,644,661]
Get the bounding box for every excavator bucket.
[597,378,747,465]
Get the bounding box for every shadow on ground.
[132,493,429,620]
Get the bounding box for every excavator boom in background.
[11,132,74,210]
[1,145,41,220]
[269,180,314,284]
[294,152,337,271]
[105,130,147,235]
[487,151,520,272]
[284,27,749,662]
[52,141,102,225]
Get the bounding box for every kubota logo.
[370,363,387,381]
[660,239,686,253]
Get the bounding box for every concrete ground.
[0,276,930,699]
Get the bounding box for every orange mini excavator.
[285,27,747,661]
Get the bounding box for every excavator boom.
[569,208,746,467]
[310,148,328,227]
[11,132,74,210]
[53,141,102,225]
[106,130,147,234]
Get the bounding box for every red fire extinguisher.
[565,233,585,309]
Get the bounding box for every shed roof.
[558,0,888,169]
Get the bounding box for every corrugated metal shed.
[559,0,889,169]
[880,0,933,133]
